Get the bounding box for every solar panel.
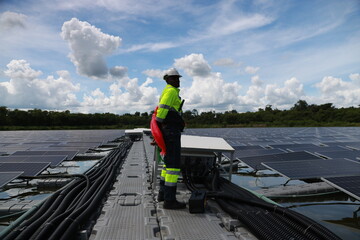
[315,150,360,160]
[0,155,67,167]
[224,148,286,159]
[268,143,317,149]
[0,172,23,188]
[232,145,265,150]
[246,141,276,146]
[11,150,78,160]
[32,147,89,154]
[262,159,360,180]
[50,142,102,148]
[284,145,344,152]
[321,176,360,201]
[0,162,50,177]
[22,141,62,144]
[239,151,322,171]
[344,143,360,150]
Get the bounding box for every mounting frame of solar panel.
[238,151,322,171]
[0,162,51,177]
[261,158,360,180]
[321,176,360,201]
[11,150,79,160]
[0,155,67,167]
[0,172,24,188]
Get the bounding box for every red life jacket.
[150,106,166,158]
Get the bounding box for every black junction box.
[189,190,207,214]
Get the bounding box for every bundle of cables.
[183,165,341,240]
[3,140,132,240]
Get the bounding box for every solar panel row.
[0,130,125,188]
[11,150,78,160]
[0,162,50,177]
[321,176,360,201]
[239,151,322,171]
[262,159,360,180]
[0,172,23,188]
[0,155,67,167]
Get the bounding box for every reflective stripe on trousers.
[164,168,181,187]
[160,164,166,181]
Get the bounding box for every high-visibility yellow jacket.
[156,84,184,127]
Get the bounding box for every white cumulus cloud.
[245,66,260,74]
[109,66,128,79]
[175,53,212,77]
[79,74,158,113]
[0,60,80,109]
[264,77,305,108]
[61,18,122,79]
[314,74,360,107]
[143,69,166,79]
[213,58,237,67]
[174,54,242,111]
[0,11,27,31]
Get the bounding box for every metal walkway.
[90,136,256,240]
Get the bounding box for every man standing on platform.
[156,68,186,209]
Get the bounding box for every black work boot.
[157,180,165,202]
[163,185,186,209]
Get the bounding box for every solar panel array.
[321,176,360,201]
[238,151,322,171]
[186,127,360,198]
[0,172,23,188]
[0,162,50,177]
[314,150,360,160]
[11,150,79,160]
[224,148,286,159]
[0,130,124,187]
[262,159,360,179]
[0,155,67,167]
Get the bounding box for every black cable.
[4,140,132,240]
[28,181,89,240]
[207,177,341,240]
[47,147,129,240]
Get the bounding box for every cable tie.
[303,224,314,233]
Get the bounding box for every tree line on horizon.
[0,100,359,130]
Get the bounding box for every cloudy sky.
[0,0,359,114]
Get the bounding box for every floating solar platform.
[0,155,67,167]
[0,172,23,188]
[321,176,360,201]
[11,150,78,160]
[239,151,322,171]
[262,159,360,180]
[0,162,50,177]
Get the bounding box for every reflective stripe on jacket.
[156,84,182,123]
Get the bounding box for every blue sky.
[0,0,359,114]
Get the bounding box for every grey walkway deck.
[90,136,256,240]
